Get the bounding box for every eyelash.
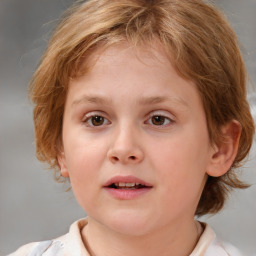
[82,113,174,127]
[146,114,173,126]
[82,114,110,127]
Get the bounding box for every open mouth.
[104,176,153,199]
[108,182,149,189]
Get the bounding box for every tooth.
[119,182,126,187]
[126,182,135,187]
[135,183,140,186]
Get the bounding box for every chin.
[103,211,153,237]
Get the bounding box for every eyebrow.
[138,96,188,107]
[72,95,188,108]
[72,95,112,106]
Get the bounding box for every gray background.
[0,0,255,255]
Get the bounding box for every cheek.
[63,136,106,191]
[64,129,107,170]
[66,146,100,179]
[64,145,101,211]
[149,134,208,191]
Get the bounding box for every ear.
[57,152,69,178]
[206,120,241,177]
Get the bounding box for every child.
[9,0,255,255]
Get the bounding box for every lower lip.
[103,187,152,200]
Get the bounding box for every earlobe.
[206,120,241,177]
[58,152,69,178]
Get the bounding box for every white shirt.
[8,219,243,256]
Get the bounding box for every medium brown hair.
[30,0,255,216]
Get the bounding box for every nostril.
[130,156,136,160]
[113,156,119,161]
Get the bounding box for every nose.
[107,125,144,165]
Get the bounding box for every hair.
[30,0,255,216]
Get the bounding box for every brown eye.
[147,115,172,126]
[91,116,105,126]
[151,116,166,125]
[83,115,109,127]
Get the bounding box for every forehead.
[73,41,175,79]
[70,43,187,92]
[66,43,203,114]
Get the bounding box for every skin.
[58,43,240,256]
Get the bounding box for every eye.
[147,115,172,126]
[83,115,110,127]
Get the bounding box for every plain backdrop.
[0,0,256,255]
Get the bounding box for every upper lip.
[103,175,153,187]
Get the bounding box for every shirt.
[8,219,243,256]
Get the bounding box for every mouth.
[104,175,153,189]
[103,175,153,200]
[108,182,150,190]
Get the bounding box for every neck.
[81,217,202,256]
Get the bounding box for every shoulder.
[206,238,243,256]
[7,219,88,256]
[7,240,65,256]
[7,242,37,256]
[191,222,243,256]
[194,222,243,256]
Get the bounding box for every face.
[59,44,215,236]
